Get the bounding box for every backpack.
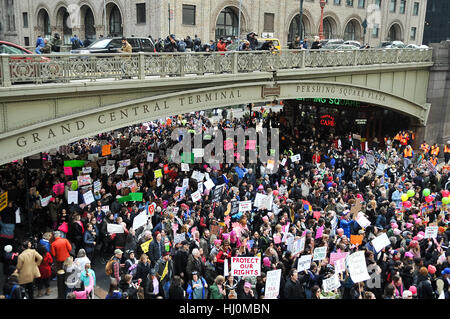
[5,284,26,299]
[105,258,115,276]
[177,41,186,52]
[72,39,81,50]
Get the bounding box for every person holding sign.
[284,269,307,299]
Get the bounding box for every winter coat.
[209,283,224,299]
[83,230,96,253]
[16,249,43,284]
[148,239,164,264]
[284,277,306,299]
[51,237,72,262]
[186,276,208,299]
[38,252,53,279]
[417,274,434,299]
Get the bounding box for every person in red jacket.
[37,244,53,297]
[51,231,72,271]
[217,38,227,52]
[215,240,232,275]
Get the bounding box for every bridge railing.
[0,48,433,87]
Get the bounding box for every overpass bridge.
[0,48,434,165]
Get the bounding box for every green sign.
[296,98,360,107]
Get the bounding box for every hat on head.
[258,184,264,190]
[214,239,222,246]
[404,252,414,258]
[262,216,269,223]
[244,282,252,289]
[162,251,170,257]
[263,257,271,267]
[4,245,12,253]
[428,265,436,274]
[393,229,401,236]
[402,290,413,299]
[342,210,350,216]
[114,249,123,255]
[441,268,450,275]
[181,240,189,246]
[409,286,417,295]
[405,222,413,229]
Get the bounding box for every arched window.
[215,7,238,39]
[109,5,122,36]
[288,15,307,42]
[344,20,356,40]
[323,18,333,39]
[84,8,96,41]
[38,9,51,38]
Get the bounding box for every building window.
[136,3,146,24]
[413,2,419,15]
[263,13,275,32]
[372,24,379,38]
[389,0,396,12]
[215,7,238,39]
[375,0,381,7]
[22,12,28,28]
[358,0,365,8]
[334,0,341,4]
[399,0,406,14]
[182,4,196,25]
[346,0,354,6]
[6,14,15,31]
[410,27,416,40]
[24,37,29,46]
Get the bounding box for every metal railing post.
[138,52,145,80]
[232,51,238,74]
[353,50,358,66]
[1,55,12,87]
[301,50,305,69]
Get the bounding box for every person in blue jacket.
[339,210,355,238]
[186,271,208,299]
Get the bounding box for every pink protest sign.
[273,235,281,244]
[329,252,350,265]
[53,183,65,195]
[246,140,257,150]
[172,223,179,233]
[64,167,73,176]
[282,222,290,233]
[224,215,231,228]
[313,211,321,220]
[315,226,324,239]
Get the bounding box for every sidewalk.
[35,279,107,299]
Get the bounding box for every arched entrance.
[56,7,72,45]
[215,7,240,40]
[107,3,122,37]
[288,14,311,43]
[322,17,337,40]
[81,5,96,42]
[37,8,51,39]
[344,19,361,41]
[388,23,402,41]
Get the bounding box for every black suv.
[70,37,156,54]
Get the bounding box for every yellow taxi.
[256,38,281,51]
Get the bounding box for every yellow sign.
[154,169,162,179]
[140,239,152,254]
[0,192,7,212]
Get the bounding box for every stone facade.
[0,0,427,48]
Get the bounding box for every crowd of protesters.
[1,102,450,300]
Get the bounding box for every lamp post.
[237,0,242,50]
[299,0,304,40]
[319,0,326,40]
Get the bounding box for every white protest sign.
[313,246,327,261]
[132,211,148,230]
[254,193,267,208]
[346,251,371,283]
[424,226,439,239]
[93,181,101,192]
[100,166,107,174]
[147,152,154,162]
[106,160,116,166]
[280,158,287,166]
[119,159,131,167]
[264,269,282,299]
[297,254,312,272]
[322,273,341,293]
[106,166,115,176]
[111,148,121,156]
[101,205,110,213]
[68,191,78,204]
[375,163,386,176]
[83,190,95,205]
[116,167,126,175]
[291,154,301,162]
[128,168,139,179]
[356,213,371,229]
[131,136,140,143]
[88,153,99,161]
[191,171,205,182]
[40,195,52,207]
[191,190,202,202]
[260,195,273,211]
[292,237,306,255]
[204,179,215,190]
[231,256,261,277]
[15,208,21,224]
[334,258,346,274]
[371,233,391,252]
[193,148,204,158]
[82,167,92,174]
[181,163,189,172]
[174,233,186,245]
[224,258,229,277]
[182,178,189,189]
[239,201,252,212]
[107,223,124,234]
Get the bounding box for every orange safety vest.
[430,157,438,166]
[400,134,408,145]
[430,146,439,156]
[445,145,450,153]
[404,147,413,158]
[394,134,401,141]
[421,143,430,153]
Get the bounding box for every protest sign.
[102,145,111,156]
[230,201,240,216]
[132,211,148,230]
[101,206,110,213]
[111,148,121,156]
[77,175,91,186]
[424,226,439,239]
[366,263,382,289]
[264,269,282,299]
[334,258,346,274]
[366,154,375,167]
[174,233,186,245]
[375,163,386,176]
[313,246,327,261]
[116,167,126,175]
[346,251,371,283]
[93,181,101,192]
[140,240,152,254]
[0,192,8,212]
[315,225,324,239]
[107,223,124,234]
[119,159,131,167]
[329,252,350,265]
[64,160,85,168]
[280,158,287,166]
[154,169,162,179]
[297,254,312,272]
[148,203,156,216]
[356,214,371,229]
[323,273,341,293]
[88,153,98,161]
[191,190,202,202]
[53,183,65,196]
[64,167,73,176]
[82,167,92,174]
[292,237,305,255]
[106,165,115,176]
[191,171,205,182]
[181,163,189,172]
[204,179,215,190]
[83,190,95,205]
[239,201,252,212]
[371,233,391,252]
[68,191,78,204]
[40,195,52,207]
[128,168,139,179]
[291,154,301,162]
[350,235,363,246]
[70,180,78,191]
[254,193,267,208]
[231,257,261,277]
[193,148,204,158]
[211,184,225,203]
[147,152,154,162]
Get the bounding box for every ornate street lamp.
[319,0,326,40]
